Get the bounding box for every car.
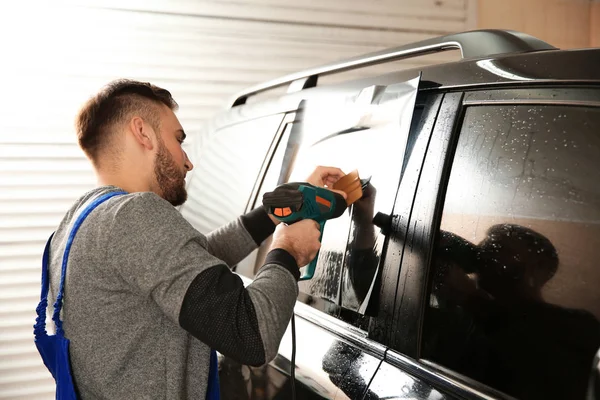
[178,29,600,400]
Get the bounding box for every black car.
[179,30,600,400]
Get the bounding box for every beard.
[154,139,188,207]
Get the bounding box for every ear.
[129,116,155,151]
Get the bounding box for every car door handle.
[373,212,393,235]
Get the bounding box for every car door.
[392,88,600,400]
[219,76,426,399]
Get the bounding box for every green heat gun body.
[262,182,347,280]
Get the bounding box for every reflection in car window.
[422,105,600,400]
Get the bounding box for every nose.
[184,150,194,172]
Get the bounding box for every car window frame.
[367,92,444,346]
[387,91,465,356]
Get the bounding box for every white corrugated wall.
[0,1,475,398]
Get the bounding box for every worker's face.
[153,107,193,206]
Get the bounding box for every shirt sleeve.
[107,193,298,365]
[205,206,276,267]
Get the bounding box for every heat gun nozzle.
[331,195,347,219]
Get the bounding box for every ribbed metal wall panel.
[0,1,471,398]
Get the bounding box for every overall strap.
[33,232,55,338]
[36,191,127,337]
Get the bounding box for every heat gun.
[262,182,347,280]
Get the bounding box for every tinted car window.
[422,105,600,400]
[180,115,283,233]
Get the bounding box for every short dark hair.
[75,79,178,166]
[480,224,559,285]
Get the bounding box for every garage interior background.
[0,0,598,398]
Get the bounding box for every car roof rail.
[230,29,557,107]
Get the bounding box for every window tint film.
[252,79,420,322]
[422,105,600,400]
[287,118,405,314]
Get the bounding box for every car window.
[422,105,600,400]
[254,116,408,320]
[180,115,284,233]
[251,80,420,326]
[288,120,406,321]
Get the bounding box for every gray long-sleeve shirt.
[47,186,298,399]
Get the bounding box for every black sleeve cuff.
[263,248,299,281]
[240,206,276,245]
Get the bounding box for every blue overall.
[33,191,221,399]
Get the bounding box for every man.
[45,79,346,399]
